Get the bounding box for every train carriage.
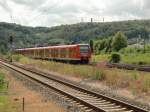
[15,44,92,64]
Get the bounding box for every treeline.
[90,32,128,55]
[91,28,149,55]
[0,19,150,54]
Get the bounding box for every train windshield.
[80,45,89,53]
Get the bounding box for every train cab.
[79,44,92,63]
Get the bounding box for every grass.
[0,96,20,112]
[92,53,150,65]
[0,71,7,92]
[122,53,150,65]
[0,93,21,112]
[9,54,150,95]
[20,56,103,79]
[104,69,150,93]
[5,54,103,79]
[0,69,20,112]
[0,96,10,111]
[92,54,109,63]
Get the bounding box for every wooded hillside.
[0,19,150,53]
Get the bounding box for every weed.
[131,70,140,81]
[0,70,8,92]
[141,75,150,92]
[0,72,5,90]
[92,69,105,80]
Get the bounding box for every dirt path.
[4,70,65,112]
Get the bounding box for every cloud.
[0,0,12,14]
[11,0,45,9]
[0,0,150,27]
[103,0,150,18]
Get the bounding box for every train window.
[51,49,55,57]
[56,49,58,56]
[80,45,89,53]
[60,49,63,57]
[46,49,49,56]
[59,49,67,58]
[69,49,74,56]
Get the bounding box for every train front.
[79,44,92,63]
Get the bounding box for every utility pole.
[81,18,84,23]
[91,18,93,23]
[9,36,13,62]
[103,17,105,22]
[143,20,147,53]
[138,34,141,45]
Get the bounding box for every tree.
[105,37,112,53]
[141,26,149,53]
[0,44,6,54]
[99,40,106,51]
[89,40,94,53]
[112,31,128,51]
[95,40,105,54]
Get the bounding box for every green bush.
[109,53,121,63]
[0,72,5,91]
[5,54,24,62]
[138,61,146,65]
[0,74,4,84]
[12,55,24,62]
[5,53,11,61]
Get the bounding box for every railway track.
[0,60,149,112]
[90,62,150,72]
[106,63,150,72]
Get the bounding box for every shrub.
[109,53,121,63]
[131,70,139,80]
[12,55,24,62]
[0,73,4,84]
[138,61,145,65]
[5,53,11,61]
[0,72,5,90]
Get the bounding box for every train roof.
[15,44,89,51]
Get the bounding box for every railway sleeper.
[99,105,121,109]
[77,96,98,100]
[120,110,134,112]
[88,100,111,104]
[76,94,98,99]
[85,109,94,112]
[75,96,94,99]
[106,107,127,112]
[91,103,116,107]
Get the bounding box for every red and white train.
[15,44,92,63]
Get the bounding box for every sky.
[0,0,150,27]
